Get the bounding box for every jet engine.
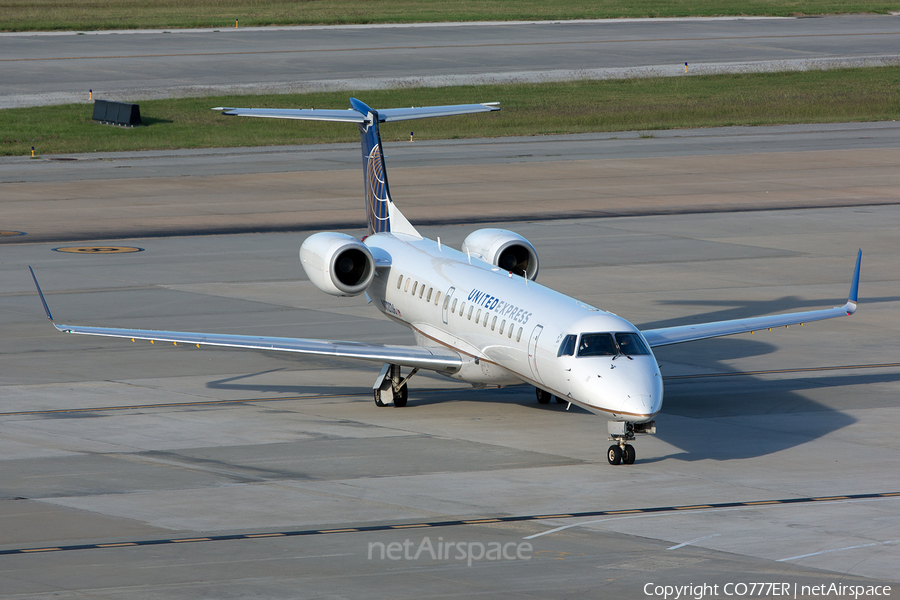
[461,228,539,280]
[299,232,376,296]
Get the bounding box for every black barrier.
[92,100,141,127]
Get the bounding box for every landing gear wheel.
[622,444,636,465]
[607,445,622,465]
[374,384,408,407]
[394,383,409,408]
[536,388,552,404]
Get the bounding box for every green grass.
[1,0,897,31]
[4,67,900,157]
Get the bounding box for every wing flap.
[641,250,861,348]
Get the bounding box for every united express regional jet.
[30,98,862,465]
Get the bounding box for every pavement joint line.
[3,363,899,418]
[2,492,896,557]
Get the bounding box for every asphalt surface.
[3,122,900,243]
[2,15,900,108]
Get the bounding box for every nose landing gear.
[607,443,636,465]
[607,420,655,465]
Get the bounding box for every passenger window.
[435,291,441,306]
[508,326,513,339]
[443,295,450,310]
[483,313,489,327]
[577,333,617,357]
[404,279,410,292]
[491,316,497,331]
[412,281,418,295]
[499,320,505,335]
[451,298,457,313]
[397,275,403,289]
[459,302,465,316]
[427,287,433,302]
[475,309,481,324]
[557,334,577,357]
[419,286,424,298]
[516,327,522,342]
[467,306,473,320]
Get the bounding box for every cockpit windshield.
[614,332,651,356]
[577,333,617,356]
[575,332,651,357]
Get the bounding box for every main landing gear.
[607,420,656,465]
[373,363,419,408]
[535,387,567,405]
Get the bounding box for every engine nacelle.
[300,232,376,296]
[461,228,539,281]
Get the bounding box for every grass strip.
[4,67,900,157]
[1,0,898,32]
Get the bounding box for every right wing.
[641,250,861,348]
[29,268,461,373]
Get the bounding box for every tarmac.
[1,127,898,597]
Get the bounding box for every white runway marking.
[778,539,900,562]
[668,534,721,550]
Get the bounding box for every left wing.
[28,268,462,373]
[641,250,861,348]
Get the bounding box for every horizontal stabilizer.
[216,102,499,123]
[217,107,367,122]
[378,103,500,122]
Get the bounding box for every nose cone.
[622,392,661,420]
[571,356,663,421]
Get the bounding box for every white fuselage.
[365,233,663,422]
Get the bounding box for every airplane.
[29,97,862,466]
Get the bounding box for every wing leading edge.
[641,250,861,348]
[28,268,461,373]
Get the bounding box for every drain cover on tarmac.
[53,246,143,254]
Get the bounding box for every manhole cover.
[53,246,144,254]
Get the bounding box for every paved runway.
[2,15,899,108]
[1,127,898,597]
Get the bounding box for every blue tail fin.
[218,98,500,237]
[350,98,393,236]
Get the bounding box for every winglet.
[844,249,862,315]
[28,266,54,323]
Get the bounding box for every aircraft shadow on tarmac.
[634,294,900,463]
